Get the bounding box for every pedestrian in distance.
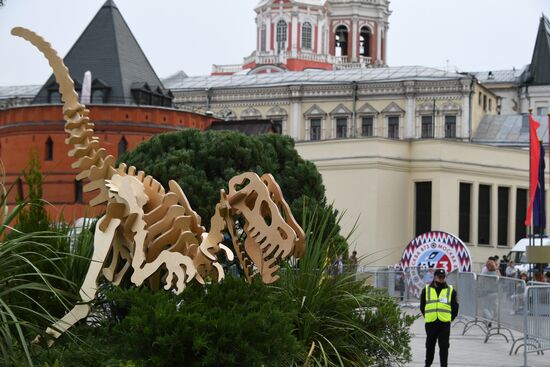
[348,250,358,273]
[420,269,459,367]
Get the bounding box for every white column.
[317,22,323,53]
[351,18,358,62]
[291,102,301,139]
[462,96,470,139]
[405,97,415,138]
[291,14,298,57]
[376,22,382,62]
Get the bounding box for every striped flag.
[525,114,541,226]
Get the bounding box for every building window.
[91,89,104,104]
[272,120,282,134]
[334,25,348,57]
[478,184,491,245]
[421,115,433,138]
[75,180,83,203]
[336,118,347,138]
[415,182,432,236]
[459,183,471,243]
[388,116,399,139]
[537,106,548,115]
[310,118,321,140]
[45,136,53,161]
[260,25,266,52]
[483,95,487,111]
[118,137,128,157]
[498,187,509,247]
[478,92,482,106]
[302,22,312,50]
[515,188,527,242]
[360,27,371,57]
[276,20,287,53]
[445,115,456,138]
[48,91,61,103]
[361,116,373,137]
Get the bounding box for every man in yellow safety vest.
[420,268,459,367]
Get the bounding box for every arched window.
[334,25,348,57]
[276,20,287,53]
[45,136,53,161]
[360,27,371,57]
[302,22,312,50]
[118,137,128,157]
[260,24,267,51]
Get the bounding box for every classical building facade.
[169,67,497,143]
[213,0,391,74]
[168,1,546,267]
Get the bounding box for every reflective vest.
[424,285,453,323]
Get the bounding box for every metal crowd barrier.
[518,286,550,366]
[360,267,550,367]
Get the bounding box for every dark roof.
[208,119,275,136]
[33,0,167,105]
[525,15,550,85]
[472,114,548,147]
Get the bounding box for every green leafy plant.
[0,158,94,367]
[32,277,304,367]
[278,198,415,366]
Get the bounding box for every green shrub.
[33,277,303,367]
[120,129,325,228]
[277,198,415,366]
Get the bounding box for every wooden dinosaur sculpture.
[11,27,305,342]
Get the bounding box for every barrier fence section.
[522,286,550,366]
[360,269,550,366]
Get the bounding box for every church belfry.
[327,0,390,66]
[213,0,391,74]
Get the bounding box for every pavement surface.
[402,306,549,367]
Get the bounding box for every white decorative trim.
[357,102,378,115]
[303,104,327,117]
[240,106,262,119]
[267,105,288,117]
[381,101,405,115]
[330,103,352,116]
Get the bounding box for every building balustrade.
[214,52,376,74]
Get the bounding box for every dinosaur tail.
[11,27,115,207]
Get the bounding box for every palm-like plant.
[0,164,77,367]
[278,199,415,367]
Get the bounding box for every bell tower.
[212,0,391,75]
[327,0,391,66]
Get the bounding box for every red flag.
[525,114,541,226]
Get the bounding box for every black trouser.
[425,321,450,367]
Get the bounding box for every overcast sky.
[0,0,548,86]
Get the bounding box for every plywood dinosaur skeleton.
[11,27,305,341]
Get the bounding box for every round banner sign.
[399,231,472,298]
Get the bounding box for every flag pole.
[527,108,534,256]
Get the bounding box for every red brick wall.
[0,104,216,221]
